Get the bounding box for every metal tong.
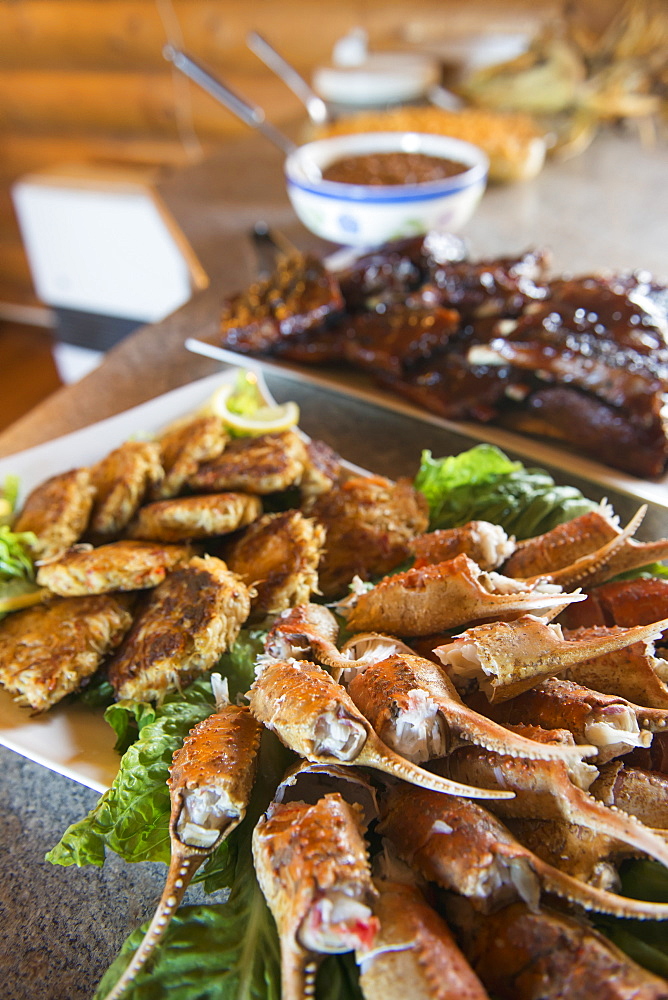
[246,31,331,126]
[163,45,298,156]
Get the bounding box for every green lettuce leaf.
[414,444,597,539]
[77,676,116,710]
[0,478,40,619]
[595,860,668,978]
[608,562,668,582]
[0,525,35,584]
[94,900,280,1000]
[105,699,158,754]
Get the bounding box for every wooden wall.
[0,0,551,308]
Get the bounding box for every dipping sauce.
[321,151,468,186]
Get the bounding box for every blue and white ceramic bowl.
[285,131,489,247]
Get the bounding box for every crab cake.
[300,439,343,506]
[13,468,95,560]
[89,440,164,536]
[226,510,325,618]
[36,540,193,596]
[153,413,228,499]
[128,493,262,543]
[309,475,430,599]
[188,429,307,495]
[0,594,133,711]
[108,555,252,702]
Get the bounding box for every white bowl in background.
[313,53,441,107]
[285,131,488,247]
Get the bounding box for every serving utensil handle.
[163,46,298,156]
[246,31,330,125]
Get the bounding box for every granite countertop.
[0,126,666,1000]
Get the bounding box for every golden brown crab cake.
[153,413,228,499]
[300,439,343,507]
[226,510,326,618]
[36,540,193,596]
[89,440,164,536]
[13,468,95,560]
[108,555,252,702]
[0,594,133,711]
[188,429,307,495]
[309,474,430,599]
[127,493,262,543]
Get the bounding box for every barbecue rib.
[216,236,668,478]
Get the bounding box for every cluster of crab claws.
[103,503,668,1000]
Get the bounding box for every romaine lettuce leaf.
[0,524,35,580]
[94,890,361,1000]
[594,860,668,978]
[94,902,277,1000]
[414,444,597,539]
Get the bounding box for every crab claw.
[347,653,596,764]
[263,603,341,663]
[446,738,668,871]
[273,760,379,828]
[591,761,668,832]
[436,614,668,703]
[103,695,262,1000]
[378,784,668,921]
[561,624,668,709]
[410,520,516,570]
[478,676,662,763]
[248,659,515,801]
[357,879,489,999]
[261,603,414,683]
[253,794,379,1000]
[343,553,584,637]
[504,503,668,590]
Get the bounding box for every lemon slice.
[202,376,300,436]
[222,400,300,436]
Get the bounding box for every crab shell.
[347,652,596,764]
[344,553,584,637]
[561,626,668,709]
[445,737,668,871]
[357,879,489,1000]
[248,658,515,800]
[378,784,668,920]
[435,614,668,702]
[273,759,379,829]
[444,896,668,1000]
[478,676,661,763]
[503,504,668,590]
[252,793,379,1000]
[103,702,262,1000]
[591,761,668,831]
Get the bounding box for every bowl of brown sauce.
[285,131,488,247]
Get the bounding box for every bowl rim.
[285,131,489,203]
